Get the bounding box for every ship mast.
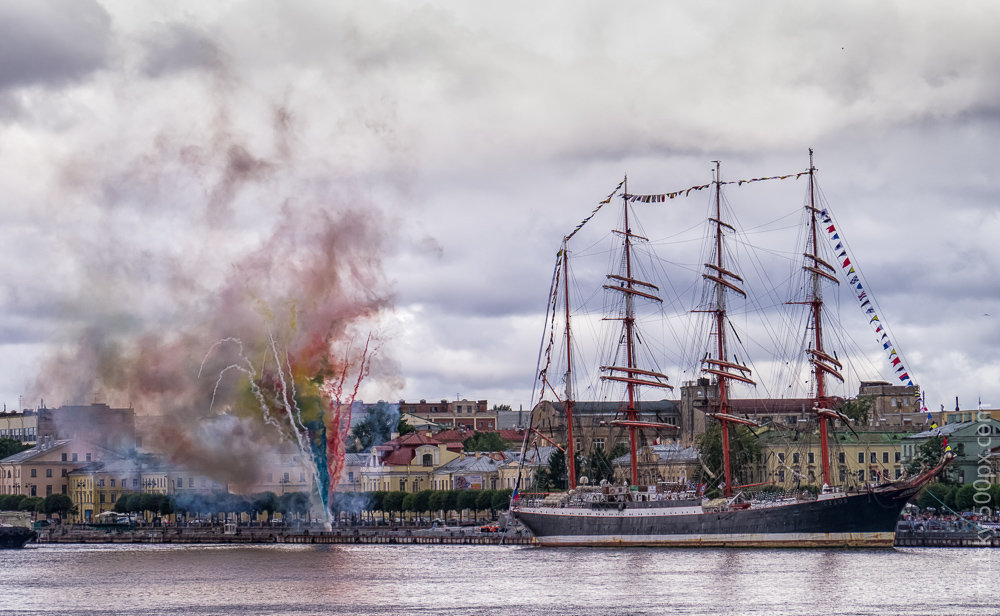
[600,176,675,485]
[797,149,846,487]
[562,237,577,489]
[698,162,758,498]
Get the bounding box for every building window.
[61,453,67,462]
[30,469,36,478]
[838,452,846,464]
[62,469,67,477]
[857,469,865,482]
[882,452,889,463]
[72,453,78,462]
[777,452,785,464]
[46,468,52,478]
[792,453,799,464]
[189,478,194,488]
[299,473,305,482]
[282,472,290,482]
[807,452,815,464]
[86,453,92,462]
[894,452,901,463]
[593,438,606,452]
[870,452,877,464]
[858,452,864,464]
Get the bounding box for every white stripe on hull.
[531,531,896,548]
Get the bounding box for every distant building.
[0,409,38,445]
[396,399,495,431]
[611,444,700,487]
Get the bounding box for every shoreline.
[26,527,998,548]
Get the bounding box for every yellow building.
[757,430,909,490]
[1,437,114,500]
[360,432,462,493]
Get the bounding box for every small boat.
[0,525,38,549]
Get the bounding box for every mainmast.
[798,149,846,487]
[562,237,577,489]
[698,162,758,498]
[601,176,675,485]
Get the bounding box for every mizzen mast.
[698,161,758,498]
[600,176,675,486]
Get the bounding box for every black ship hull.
[513,484,922,548]
[0,526,38,549]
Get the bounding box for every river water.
[1,543,996,615]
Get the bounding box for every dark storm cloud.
[0,0,111,89]
[140,22,223,77]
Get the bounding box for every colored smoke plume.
[26,75,402,505]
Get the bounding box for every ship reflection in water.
[2,543,998,615]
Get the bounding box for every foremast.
[600,176,675,485]
[794,149,847,487]
[697,162,758,498]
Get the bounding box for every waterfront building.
[757,430,908,489]
[433,451,508,491]
[610,443,701,486]
[903,419,1000,485]
[0,437,117,499]
[360,431,463,493]
[497,445,557,491]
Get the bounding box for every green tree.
[382,491,406,520]
[397,417,415,437]
[428,490,445,518]
[955,485,977,511]
[907,436,946,475]
[413,489,433,517]
[349,402,402,452]
[251,492,279,521]
[0,493,26,511]
[838,396,874,427]
[476,490,494,515]
[492,404,512,412]
[457,490,479,522]
[491,489,513,514]
[42,494,75,519]
[0,437,31,459]
[463,432,510,452]
[547,449,568,490]
[443,490,459,518]
[695,422,761,495]
[586,443,625,485]
[19,496,44,513]
[917,482,952,510]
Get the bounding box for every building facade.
[396,399,496,431]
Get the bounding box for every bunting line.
[622,171,809,203]
[818,208,915,388]
[565,178,625,241]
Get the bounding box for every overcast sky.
[1,0,998,417]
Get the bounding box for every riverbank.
[29,526,999,547]
[33,526,534,546]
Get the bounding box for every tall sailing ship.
[510,151,950,547]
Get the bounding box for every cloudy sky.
[1,0,998,418]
